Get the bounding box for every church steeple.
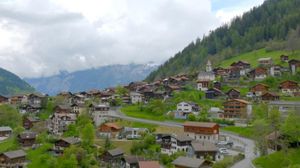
[206,60,212,72]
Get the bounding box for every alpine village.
[0,0,300,168]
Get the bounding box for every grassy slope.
[219,48,300,68]
[221,126,253,139]
[253,148,300,168]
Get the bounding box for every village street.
[108,108,257,168]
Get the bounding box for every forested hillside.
[0,68,34,96]
[146,0,300,81]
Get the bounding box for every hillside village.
[0,54,299,168]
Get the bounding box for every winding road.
[107,108,257,168]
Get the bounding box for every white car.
[219,148,229,154]
[217,141,228,146]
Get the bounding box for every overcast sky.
[0,0,264,78]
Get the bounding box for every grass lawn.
[116,120,157,129]
[221,126,253,139]
[95,139,134,155]
[253,148,300,168]
[219,48,300,68]
[0,137,20,153]
[121,105,165,121]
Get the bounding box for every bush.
[213,154,245,168]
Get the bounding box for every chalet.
[17,131,37,147]
[188,141,219,161]
[122,95,131,104]
[288,59,300,75]
[197,80,210,91]
[250,83,269,96]
[127,82,148,91]
[270,65,282,77]
[57,91,73,99]
[175,102,200,119]
[208,107,224,119]
[54,137,81,153]
[231,61,251,75]
[165,85,181,95]
[226,88,240,99]
[223,99,252,119]
[213,67,230,76]
[249,67,268,80]
[19,104,41,114]
[27,93,47,107]
[100,92,113,103]
[138,161,161,168]
[269,101,300,116]
[0,126,12,137]
[197,72,215,81]
[228,66,241,80]
[123,156,146,168]
[169,134,193,154]
[261,92,280,101]
[70,103,85,115]
[279,80,299,95]
[280,55,289,62]
[0,150,26,167]
[48,105,77,135]
[0,95,8,104]
[102,148,124,167]
[159,134,172,154]
[23,116,40,129]
[71,94,85,104]
[183,122,219,143]
[205,88,223,99]
[213,81,222,90]
[98,123,123,138]
[130,92,143,104]
[258,57,273,66]
[172,156,210,168]
[9,94,26,105]
[89,103,111,126]
[86,89,101,98]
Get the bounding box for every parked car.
[219,148,229,154]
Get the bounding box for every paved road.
[108,109,257,168]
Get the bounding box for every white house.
[197,72,215,81]
[89,103,111,126]
[175,102,200,119]
[208,107,224,118]
[196,81,209,91]
[130,92,143,104]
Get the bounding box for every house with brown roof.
[0,95,8,104]
[261,92,280,101]
[226,88,240,99]
[98,123,123,138]
[123,156,146,168]
[223,99,252,119]
[102,148,124,167]
[183,122,219,143]
[279,80,299,95]
[172,156,211,168]
[205,88,224,99]
[250,83,269,96]
[17,131,37,147]
[231,61,251,75]
[138,161,161,168]
[23,116,40,130]
[188,141,219,161]
[54,137,81,154]
[249,67,268,80]
[0,150,26,167]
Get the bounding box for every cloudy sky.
[0,0,264,78]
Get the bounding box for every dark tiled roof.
[191,141,218,152]
[2,150,26,159]
[62,137,81,145]
[19,131,37,139]
[108,148,124,156]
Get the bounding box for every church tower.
[206,60,212,72]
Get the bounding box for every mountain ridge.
[25,63,158,95]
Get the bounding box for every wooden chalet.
[23,116,40,129]
[226,88,240,99]
[223,99,251,119]
[17,131,37,147]
[0,150,26,167]
[261,92,280,101]
[250,83,269,96]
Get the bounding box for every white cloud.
[0,0,262,78]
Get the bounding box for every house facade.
[279,80,299,95]
[175,102,200,119]
[130,92,143,104]
[183,122,219,143]
[250,83,269,96]
[89,103,111,126]
[223,99,252,119]
[0,150,26,168]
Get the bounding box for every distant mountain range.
[0,67,35,96]
[25,63,158,95]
